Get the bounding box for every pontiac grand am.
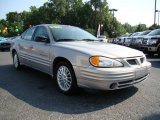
[10,24,151,94]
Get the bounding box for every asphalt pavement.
[0,51,160,120]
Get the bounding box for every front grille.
[117,74,148,88]
[127,59,137,65]
[140,57,144,63]
[142,38,148,45]
[1,43,10,46]
[126,57,145,65]
[135,39,142,44]
[131,38,136,43]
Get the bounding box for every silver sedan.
[10,24,151,94]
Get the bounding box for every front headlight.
[89,56,124,68]
[148,39,158,45]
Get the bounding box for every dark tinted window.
[23,27,36,40]
[34,26,49,40]
[131,32,142,36]
[49,25,98,41]
[120,34,128,37]
[147,29,160,36]
[140,31,151,35]
[21,31,26,39]
[128,33,133,36]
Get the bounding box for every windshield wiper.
[56,39,77,42]
[56,38,98,42]
[80,39,98,41]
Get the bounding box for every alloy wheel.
[14,53,19,68]
[57,65,72,92]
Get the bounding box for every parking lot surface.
[0,51,160,120]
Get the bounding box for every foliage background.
[0,0,160,37]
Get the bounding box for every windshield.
[147,29,160,36]
[49,25,98,42]
[120,34,128,37]
[131,32,142,37]
[127,33,133,36]
[139,31,151,36]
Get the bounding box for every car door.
[31,26,51,74]
[18,27,36,67]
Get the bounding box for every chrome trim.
[19,53,50,66]
[80,68,135,81]
[117,74,149,89]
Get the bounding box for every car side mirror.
[35,35,49,43]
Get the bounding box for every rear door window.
[23,27,36,41]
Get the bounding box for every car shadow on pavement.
[149,61,160,68]
[146,55,160,69]
[146,54,160,59]
[0,49,10,52]
[140,113,160,120]
[0,64,138,114]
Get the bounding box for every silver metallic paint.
[11,25,151,90]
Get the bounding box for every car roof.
[35,24,72,27]
[0,37,6,40]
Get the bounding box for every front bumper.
[73,61,151,90]
[0,43,11,50]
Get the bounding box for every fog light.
[110,83,118,89]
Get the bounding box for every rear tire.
[55,61,78,95]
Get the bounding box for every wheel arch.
[157,43,160,50]
[52,57,73,76]
[11,49,17,58]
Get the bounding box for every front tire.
[55,61,78,95]
[13,52,21,70]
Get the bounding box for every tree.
[90,0,109,29]
[1,0,149,38]
[135,24,147,32]
[5,12,24,36]
[61,0,84,26]
[6,12,18,26]
[123,23,135,33]
[106,18,126,38]
[48,0,67,23]
[149,24,160,30]
[0,19,8,36]
[79,2,93,28]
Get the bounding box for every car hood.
[55,41,144,58]
[144,35,160,39]
[0,40,7,43]
[132,35,146,39]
